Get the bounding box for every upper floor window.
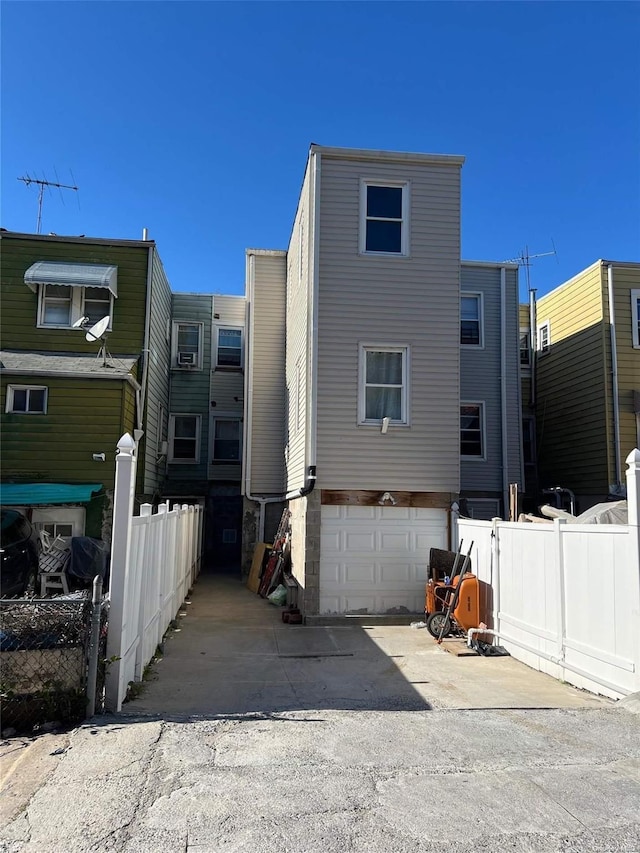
[520,329,531,366]
[212,417,242,462]
[537,321,550,354]
[168,414,201,463]
[360,181,410,255]
[6,385,48,414]
[216,327,243,368]
[358,344,409,425]
[461,294,483,347]
[460,403,485,460]
[38,285,113,329]
[632,290,640,348]
[172,321,203,369]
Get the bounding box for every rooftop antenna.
[502,242,558,410]
[17,173,79,234]
[84,315,112,367]
[502,241,558,296]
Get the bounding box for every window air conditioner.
[178,352,196,367]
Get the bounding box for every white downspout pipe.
[607,263,622,487]
[500,267,509,518]
[242,253,283,543]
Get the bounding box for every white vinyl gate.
[319,505,448,615]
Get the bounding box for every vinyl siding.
[167,293,213,483]
[246,252,287,494]
[1,376,128,490]
[536,262,608,494]
[609,263,640,478]
[460,264,521,494]
[142,248,172,492]
[0,234,148,355]
[315,153,462,491]
[286,162,313,491]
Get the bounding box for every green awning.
[0,483,103,505]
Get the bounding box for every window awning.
[24,262,118,297]
[0,483,103,506]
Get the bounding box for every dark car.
[1,509,40,598]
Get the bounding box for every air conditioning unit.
[177,352,196,367]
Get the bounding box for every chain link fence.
[0,584,107,735]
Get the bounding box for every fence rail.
[105,433,203,712]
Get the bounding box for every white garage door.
[319,505,448,615]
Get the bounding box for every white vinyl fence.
[105,434,203,711]
[457,449,640,700]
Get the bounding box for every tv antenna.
[502,242,558,294]
[83,315,112,367]
[17,173,78,234]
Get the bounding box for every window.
[632,290,640,348]
[6,385,47,414]
[358,345,409,425]
[216,327,243,368]
[38,285,113,329]
[520,329,531,366]
[460,403,485,459]
[360,181,409,255]
[212,418,242,462]
[168,414,201,463]
[461,294,483,347]
[537,321,550,353]
[172,321,203,369]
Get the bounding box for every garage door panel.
[345,532,376,551]
[320,505,448,615]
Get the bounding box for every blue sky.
[2,2,638,299]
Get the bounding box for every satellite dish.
[72,316,88,328]
[85,316,110,342]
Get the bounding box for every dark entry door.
[205,495,242,573]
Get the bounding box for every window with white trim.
[358,345,409,425]
[360,181,410,255]
[520,328,531,366]
[38,285,113,329]
[631,290,640,348]
[172,321,203,369]
[461,294,483,347]
[216,327,243,368]
[168,414,201,463]
[460,403,485,459]
[537,321,550,353]
[211,417,242,462]
[6,385,48,414]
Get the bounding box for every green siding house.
[0,231,172,540]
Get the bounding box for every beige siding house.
[244,145,523,615]
[535,260,640,509]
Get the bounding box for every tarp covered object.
[68,537,109,582]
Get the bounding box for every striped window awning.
[24,262,118,297]
[0,483,103,505]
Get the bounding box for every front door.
[205,495,242,573]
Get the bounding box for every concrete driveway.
[1,573,639,853]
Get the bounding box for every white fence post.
[554,518,567,668]
[134,504,153,680]
[626,449,640,569]
[105,433,137,713]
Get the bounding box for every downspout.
[307,149,321,487]
[607,263,622,487]
[241,255,279,542]
[500,266,509,518]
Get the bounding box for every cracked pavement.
[1,574,639,852]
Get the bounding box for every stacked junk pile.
[245,510,302,623]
